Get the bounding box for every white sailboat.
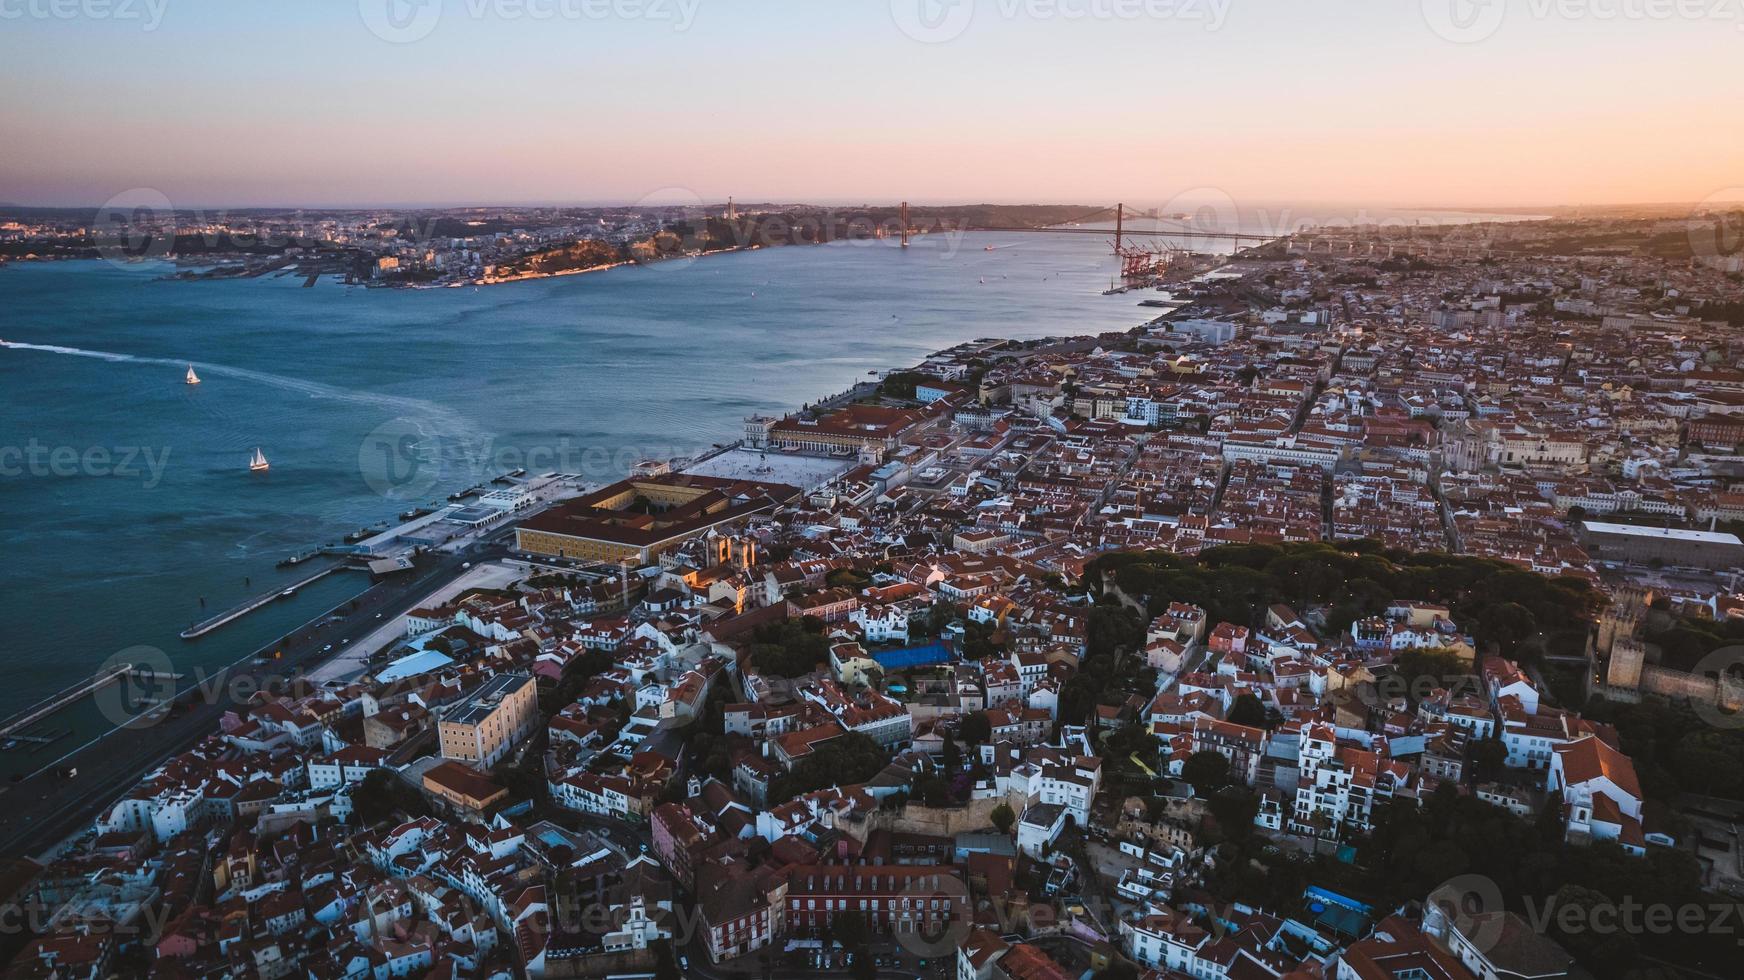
[185,365,201,385]
[249,447,269,472]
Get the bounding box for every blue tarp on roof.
[870,642,953,670]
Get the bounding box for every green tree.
[746,617,832,677]
[1468,737,1507,781]
[1480,601,1539,658]
[991,802,1016,834]
[350,769,428,826]
[1182,750,1231,795]
[770,733,890,802]
[958,710,992,746]
[1227,694,1269,728]
[830,911,868,949]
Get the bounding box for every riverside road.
[0,536,510,861]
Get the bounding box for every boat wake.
[0,340,134,363]
[0,339,491,451]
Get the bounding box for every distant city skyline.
[2,0,1741,209]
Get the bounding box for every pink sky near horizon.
[1,0,1740,210]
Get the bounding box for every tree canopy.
[769,732,889,802]
[1090,542,1603,662]
[746,616,832,677]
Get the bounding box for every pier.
[0,663,178,740]
[179,563,352,639]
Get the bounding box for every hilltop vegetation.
[1089,542,1604,662]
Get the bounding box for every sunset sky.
[1,0,1739,209]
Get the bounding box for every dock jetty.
[179,563,354,640]
[0,662,181,740]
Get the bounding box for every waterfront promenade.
[0,536,508,861]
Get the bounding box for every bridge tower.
[900,201,911,248]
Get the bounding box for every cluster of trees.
[1098,721,1163,796]
[537,647,615,715]
[1056,604,1147,727]
[1696,297,1744,327]
[822,912,881,980]
[1356,785,1724,980]
[1196,782,1728,979]
[747,616,832,678]
[525,571,591,590]
[824,567,872,591]
[1091,542,1603,662]
[494,238,623,277]
[878,371,940,400]
[1642,611,1744,672]
[1583,695,1744,803]
[350,769,430,826]
[768,732,889,803]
